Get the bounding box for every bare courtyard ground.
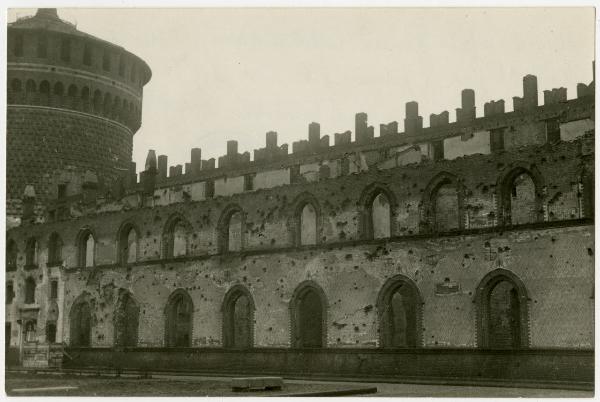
[4,372,593,397]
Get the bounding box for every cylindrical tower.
[7,9,151,219]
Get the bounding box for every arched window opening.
[93,90,102,113]
[222,286,254,348]
[299,203,317,245]
[118,224,138,264]
[509,173,537,225]
[372,193,391,239]
[11,79,22,92]
[103,93,112,117]
[114,292,139,347]
[77,229,95,268]
[433,182,460,232]
[360,184,396,240]
[47,233,63,266]
[67,84,78,97]
[25,321,36,342]
[25,237,38,267]
[165,290,193,347]
[26,80,36,94]
[53,82,64,96]
[377,276,422,348]
[218,207,244,253]
[290,282,326,348]
[70,300,92,346]
[39,80,50,95]
[24,277,36,304]
[6,239,17,271]
[163,216,190,258]
[475,270,529,349]
[113,97,120,119]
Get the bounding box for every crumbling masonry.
[5,8,595,383]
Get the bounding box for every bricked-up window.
[165,290,193,347]
[6,239,17,272]
[114,292,139,347]
[290,281,326,348]
[70,300,92,346]
[102,49,111,71]
[475,270,529,349]
[77,229,96,268]
[13,34,24,56]
[37,34,47,58]
[50,280,58,300]
[372,193,391,239]
[222,286,255,348]
[118,54,126,77]
[490,128,505,152]
[118,223,138,264]
[377,275,422,348]
[60,38,71,62]
[25,238,38,268]
[421,172,462,233]
[546,118,561,144]
[299,203,317,246]
[47,233,63,266]
[24,277,36,304]
[83,43,92,66]
[6,282,15,304]
[67,84,78,98]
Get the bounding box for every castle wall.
[50,224,593,349]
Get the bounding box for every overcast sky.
[9,8,595,173]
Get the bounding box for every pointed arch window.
[218,206,244,253]
[77,229,96,268]
[359,184,396,240]
[24,277,36,304]
[498,167,543,226]
[222,286,255,348]
[290,281,327,348]
[163,215,191,258]
[118,223,138,264]
[114,292,139,347]
[165,290,193,347]
[377,275,423,348]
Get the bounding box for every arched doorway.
[290,281,327,348]
[70,300,92,347]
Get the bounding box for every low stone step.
[231,376,283,391]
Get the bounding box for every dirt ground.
[4,372,366,396]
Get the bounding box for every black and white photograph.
[3,4,596,398]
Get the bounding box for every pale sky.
[8,8,596,173]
